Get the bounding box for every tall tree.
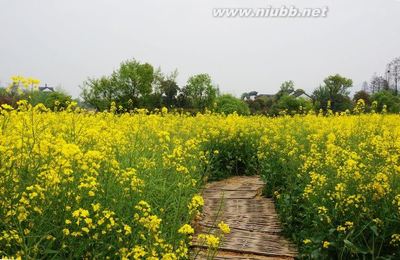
[81,76,119,111]
[160,79,180,108]
[183,74,218,110]
[386,57,400,95]
[276,80,295,99]
[370,74,388,93]
[313,74,353,112]
[81,59,156,110]
[117,59,154,103]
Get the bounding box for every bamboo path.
[192,176,297,260]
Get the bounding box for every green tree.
[31,90,73,110]
[215,94,250,115]
[371,90,400,113]
[276,80,295,99]
[81,59,156,110]
[353,90,371,106]
[183,74,218,110]
[116,59,154,109]
[247,95,275,115]
[160,79,180,108]
[141,93,162,110]
[313,74,353,112]
[271,94,312,115]
[81,76,119,111]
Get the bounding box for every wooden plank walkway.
[192,176,297,260]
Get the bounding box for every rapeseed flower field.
[0,100,399,258]
[258,113,400,258]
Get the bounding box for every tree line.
[1,57,399,115]
[80,59,219,113]
[80,57,400,115]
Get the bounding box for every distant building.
[255,90,312,100]
[39,84,55,92]
[292,89,312,100]
[255,94,275,100]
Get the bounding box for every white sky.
[0,0,399,98]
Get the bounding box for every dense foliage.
[214,94,250,115]
[1,101,400,259]
[80,59,219,112]
[0,102,233,259]
[3,57,400,116]
[258,113,400,258]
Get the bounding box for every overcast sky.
[0,0,399,98]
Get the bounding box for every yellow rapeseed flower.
[178,224,194,235]
[217,221,230,234]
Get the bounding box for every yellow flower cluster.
[258,113,400,257]
[0,102,216,258]
[390,234,400,246]
[217,221,230,234]
[10,75,40,88]
[188,194,204,216]
[6,75,40,96]
[197,234,220,248]
[1,99,400,258]
[178,224,195,235]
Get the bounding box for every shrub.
[215,94,250,115]
[371,90,400,113]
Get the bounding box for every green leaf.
[370,225,379,236]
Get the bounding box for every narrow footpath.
[193,176,297,260]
